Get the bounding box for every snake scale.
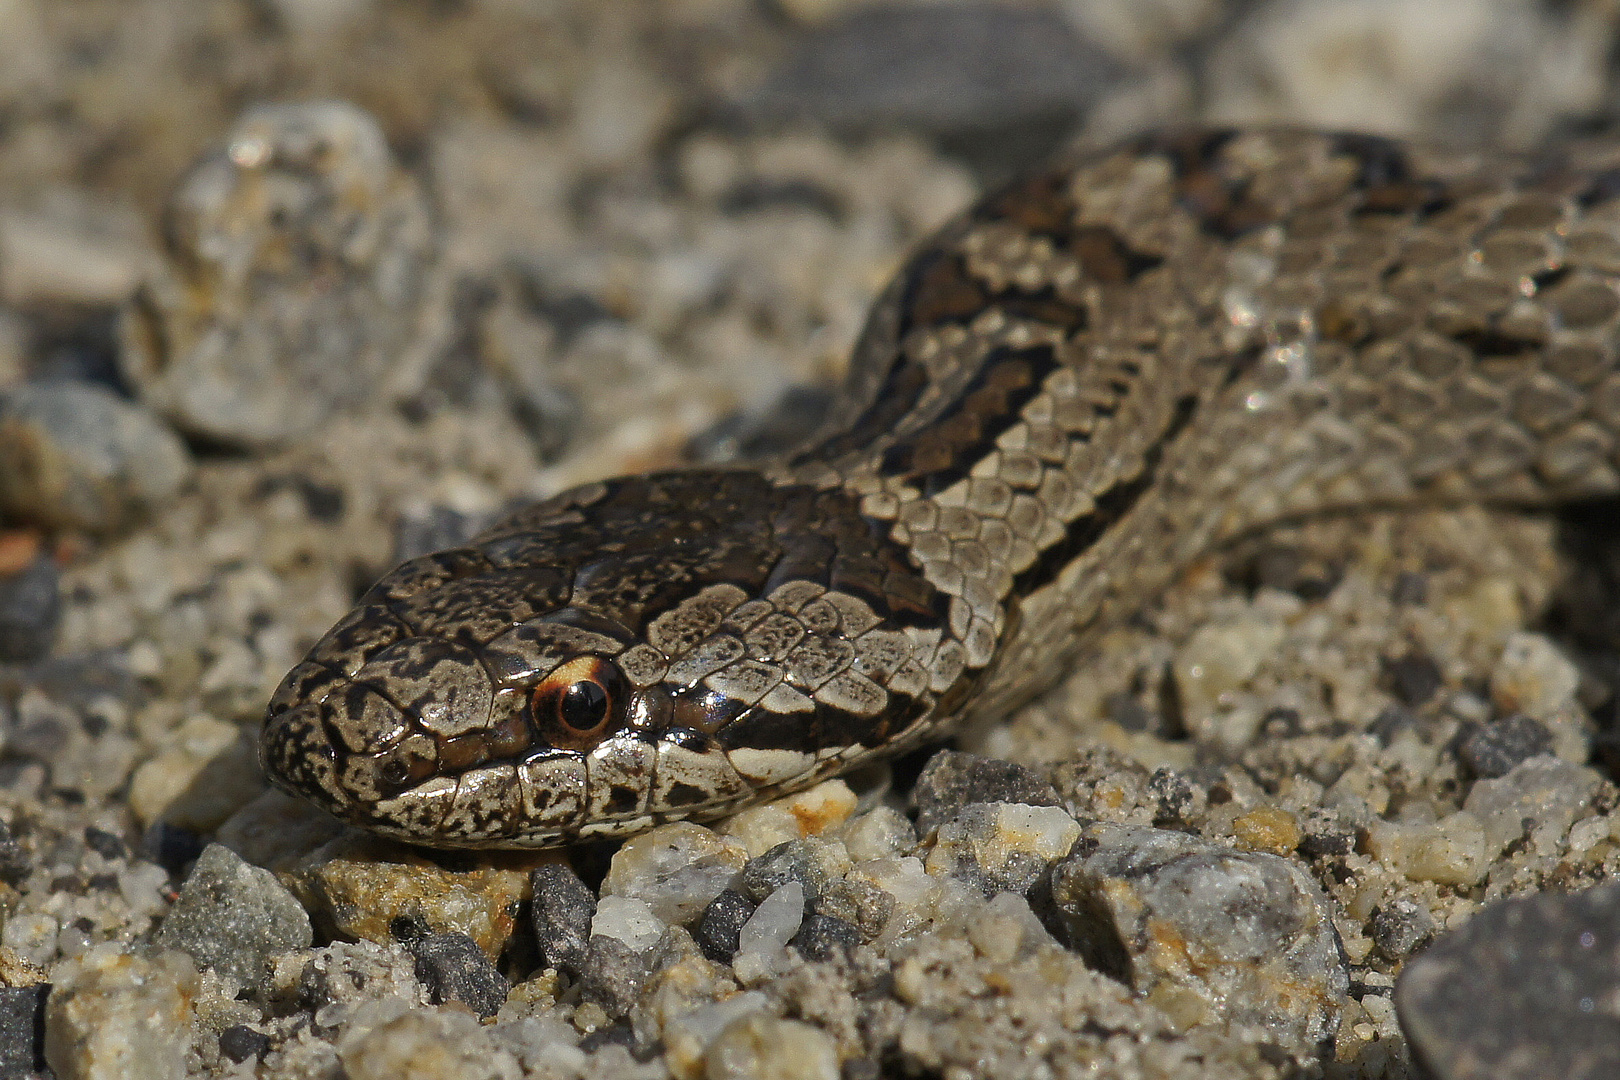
[261,129,1620,848]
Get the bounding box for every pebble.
[0,984,47,1077]
[152,842,313,995]
[404,931,509,1019]
[1051,822,1347,1048]
[217,1025,270,1065]
[601,822,748,927]
[1489,632,1581,719]
[837,805,916,862]
[736,881,805,961]
[0,195,150,307]
[910,751,1062,838]
[740,3,1120,171]
[119,102,444,448]
[704,1013,840,1080]
[0,381,190,534]
[283,835,540,960]
[1371,896,1437,961]
[127,717,262,832]
[0,553,59,664]
[43,945,198,1080]
[530,862,597,976]
[1461,755,1603,857]
[717,780,858,857]
[1397,881,1620,1080]
[591,896,667,955]
[739,838,849,906]
[661,990,770,1080]
[1171,612,1287,751]
[789,913,862,962]
[1457,716,1554,780]
[922,802,1081,896]
[337,1007,513,1080]
[1364,811,1488,886]
[695,889,757,965]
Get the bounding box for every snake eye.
[530,656,627,751]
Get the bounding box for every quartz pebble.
[1461,755,1603,857]
[0,381,190,534]
[152,842,313,994]
[43,945,199,1080]
[1397,881,1620,1080]
[601,822,747,927]
[120,102,445,448]
[1052,822,1348,1048]
[704,1013,840,1080]
[591,896,667,954]
[736,881,805,961]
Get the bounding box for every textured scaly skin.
[262,129,1620,847]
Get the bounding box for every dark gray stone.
[911,751,1061,837]
[791,914,862,963]
[152,842,313,994]
[0,556,59,665]
[0,984,47,1078]
[1383,651,1444,706]
[695,888,756,964]
[406,932,508,1019]
[1396,881,1620,1080]
[217,1025,270,1065]
[530,862,596,978]
[579,936,655,1018]
[1373,897,1437,960]
[738,3,1121,176]
[1458,716,1554,779]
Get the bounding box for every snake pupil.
[558,680,610,731]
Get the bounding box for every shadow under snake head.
[260,468,954,847]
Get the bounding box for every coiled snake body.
[262,129,1620,847]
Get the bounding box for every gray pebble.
[1372,897,1437,960]
[911,751,1062,838]
[152,842,313,995]
[529,862,596,977]
[740,3,1120,174]
[739,838,845,906]
[1397,881,1620,1080]
[217,1025,269,1065]
[1458,715,1554,780]
[404,931,508,1019]
[0,556,59,665]
[791,914,862,963]
[579,936,655,1019]
[696,888,756,964]
[0,381,190,533]
[0,984,47,1077]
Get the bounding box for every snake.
[260,128,1620,848]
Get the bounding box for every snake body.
[261,129,1620,848]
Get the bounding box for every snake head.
[260,471,949,848]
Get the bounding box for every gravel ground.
[1,1,1618,1078]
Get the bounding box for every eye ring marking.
[529,656,628,752]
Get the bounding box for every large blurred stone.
[1397,881,1620,1080]
[120,102,446,448]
